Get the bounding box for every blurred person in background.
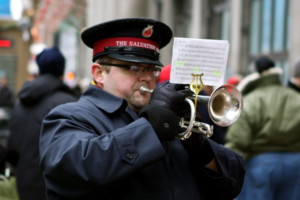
[156,63,171,85]
[0,75,13,146]
[39,18,245,200]
[225,56,300,200]
[79,77,91,93]
[0,145,7,175]
[288,58,300,92]
[7,47,77,200]
[0,74,15,181]
[64,71,82,99]
[0,75,14,108]
[226,74,243,87]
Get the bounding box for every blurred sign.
[0,39,12,48]
[0,0,10,19]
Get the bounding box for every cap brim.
[107,54,163,66]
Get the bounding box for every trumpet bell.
[208,84,243,127]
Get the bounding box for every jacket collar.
[82,84,138,118]
[238,67,282,95]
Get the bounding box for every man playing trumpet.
[39,18,245,200]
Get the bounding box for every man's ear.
[92,63,104,85]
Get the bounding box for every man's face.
[92,59,158,113]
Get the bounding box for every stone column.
[229,0,242,75]
[190,0,202,38]
[161,0,174,65]
[289,0,300,75]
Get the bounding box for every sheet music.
[170,37,230,86]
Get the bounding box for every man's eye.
[127,65,160,73]
[129,66,139,71]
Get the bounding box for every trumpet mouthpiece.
[140,86,153,93]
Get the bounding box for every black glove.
[181,134,214,166]
[139,105,180,140]
[139,81,193,140]
[149,80,193,115]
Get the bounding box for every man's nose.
[138,71,155,81]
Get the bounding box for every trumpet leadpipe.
[140,86,209,105]
[140,86,153,93]
[187,95,210,105]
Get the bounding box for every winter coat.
[7,74,77,200]
[225,68,300,161]
[40,84,245,200]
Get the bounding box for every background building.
[0,0,299,92]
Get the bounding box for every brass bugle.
[140,85,243,139]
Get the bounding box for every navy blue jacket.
[40,84,244,200]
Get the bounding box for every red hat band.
[93,37,159,56]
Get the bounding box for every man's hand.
[149,81,193,115]
[139,81,193,140]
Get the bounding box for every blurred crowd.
[1,51,300,200]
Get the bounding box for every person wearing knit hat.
[225,55,300,200]
[7,47,77,200]
[288,58,300,92]
[237,56,282,95]
[36,47,65,78]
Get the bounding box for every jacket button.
[126,152,133,159]
[164,122,169,128]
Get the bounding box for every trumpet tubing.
[139,84,243,138]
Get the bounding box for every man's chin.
[126,91,150,112]
[133,99,149,109]
[129,99,150,112]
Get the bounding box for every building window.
[249,0,261,55]
[249,0,289,55]
[207,1,231,41]
[261,0,272,53]
[221,8,230,41]
[249,0,289,82]
[273,0,288,52]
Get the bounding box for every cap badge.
[142,25,153,38]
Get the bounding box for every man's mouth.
[139,85,153,95]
